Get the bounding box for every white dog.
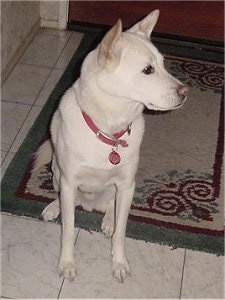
[33,10,187,283]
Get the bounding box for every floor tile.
[19,33,69,68]
[55,32,84,69]
[10,105,42,153]
[181,250,224,299]
[1,152,15,180]
[35,68,64,107]
[1,101,31,151]
[59,229,184,299]
[1,64,51,104]
[1,213,66,299]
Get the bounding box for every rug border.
[1,30,224,256]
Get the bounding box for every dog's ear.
[127,10,159,38]
[98,19,122,71]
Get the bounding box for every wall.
[1,1,40,83]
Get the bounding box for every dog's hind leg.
[90,185,116,238]
[41,155,61,221]
[101,198,115,238]
[51,154,60,192]
[41,198,60,221]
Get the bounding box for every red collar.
[82,111,131,148]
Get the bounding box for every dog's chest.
[77,166,119,193]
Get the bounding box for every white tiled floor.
[1,28,224,299]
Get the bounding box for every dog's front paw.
[58,259,76,281]
[112,260,131,283]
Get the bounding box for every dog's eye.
[142,65,154,75]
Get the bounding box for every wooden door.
[68,1,224,42]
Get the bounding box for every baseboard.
[41,19,58,29]
[1,19,41,85]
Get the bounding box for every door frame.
[58,0,69,30]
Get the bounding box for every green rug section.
[1,28,224,256]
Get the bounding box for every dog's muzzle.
[145,84,188,111]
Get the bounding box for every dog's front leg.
[58,176,77,281]
[112,181,135,283]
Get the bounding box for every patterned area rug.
[1,30,224,255]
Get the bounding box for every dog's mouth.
[146,97,187,111]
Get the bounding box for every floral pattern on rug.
[133,170,219,223]
[166,59,224,93]
[25,164,57,201]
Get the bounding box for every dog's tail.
[32,139,53,172]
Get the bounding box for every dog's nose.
[177,85,188,100]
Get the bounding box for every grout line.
[1,150,9,165]
[179,249,187,299]
[1,150,13,167]
[50,30,75,69]
[1,99,33,106]
[56,229,81,299]
[57,278,65,299]
[17,61,54,70]
[74,228,81,247]
[17,60,71,72]
[39,28,73,39]
[32,67,56,106]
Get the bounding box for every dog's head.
[83,10,188,111]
